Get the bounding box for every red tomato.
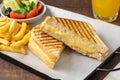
[10,11,26,19]
[37,2,43,13]
[26,8,39,18]
[16,0,21,3]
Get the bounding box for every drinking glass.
[92,0,120,22]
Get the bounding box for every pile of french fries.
[0,17,31,54]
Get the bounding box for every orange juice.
[92,0,120,22]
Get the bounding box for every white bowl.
[0,1,46,23]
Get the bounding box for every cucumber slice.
[21,1,30,6]
[3,0,20,11]
[29,0,38,7]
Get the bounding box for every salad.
[3,0,43,19]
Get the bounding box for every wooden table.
[0,0,120,80]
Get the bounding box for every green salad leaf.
[18,2,26,8]
[30,1,35,9]
[15,8,26,14]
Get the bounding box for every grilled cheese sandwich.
[41,16,109,60]
[28,25,65,68]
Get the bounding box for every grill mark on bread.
[66,19,78,33]
[32,26,64,54]
[55,17,85,38]
[54,17,73,31]
[54,17,63,26]
[41,37,55,40]
[61,18,72,30]
[78,22,91,41]
[41,40,62,45]
[86,23,97,44]
[70,20,81,34]
[74,21,86,37]
[45,44,63,48]
[86,23,102,45]
[81,22,92,41]
[54,17,97,44]
[65,19,76,32]
[83,22,97,43]
[60,18,70,29]
[55,18,71,30]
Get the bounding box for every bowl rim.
[0,1,46,21]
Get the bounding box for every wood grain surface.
[0,0,120,80]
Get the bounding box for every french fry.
[0,17,31,55]
[8,21,20,42]
[0,22,7,27]
[0,33,12,41]
[4,33,12,41]
[0,45,27,54]
[0,22,10,34]
[8,20,19,35]
[0,38,10,45]
[14,22,27,40]
[0,17,8,22]
[25,25,32,33]
[11,31,31,48]
[13,23,20,35]
[0,34,6,38]
[11,37,16,43]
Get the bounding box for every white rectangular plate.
[1,5,120,80]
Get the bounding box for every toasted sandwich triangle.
[28,25,65,68]
[41,16,109,60]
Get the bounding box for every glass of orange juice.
[92,0,120,22]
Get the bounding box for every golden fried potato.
[10,31,31,48]
[25,25,32,33]
[0,17,32,55]
[0,34,6,38]
[0,38,10,45]
[3,33,12,41]
[9,20,19,35]
[0,17,8,22]
[0,22,7,27]
[0,17,9,27]
[0,45,26,54]
[11,38,16,43]
[13,24,20,35]
[0,33,11,41]
[14,22,27,40]
[0,22,10,34]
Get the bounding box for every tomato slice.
[10,11,26,19]
[26,8,39,18]
[16,0,21,3]
[37,2,43,13]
